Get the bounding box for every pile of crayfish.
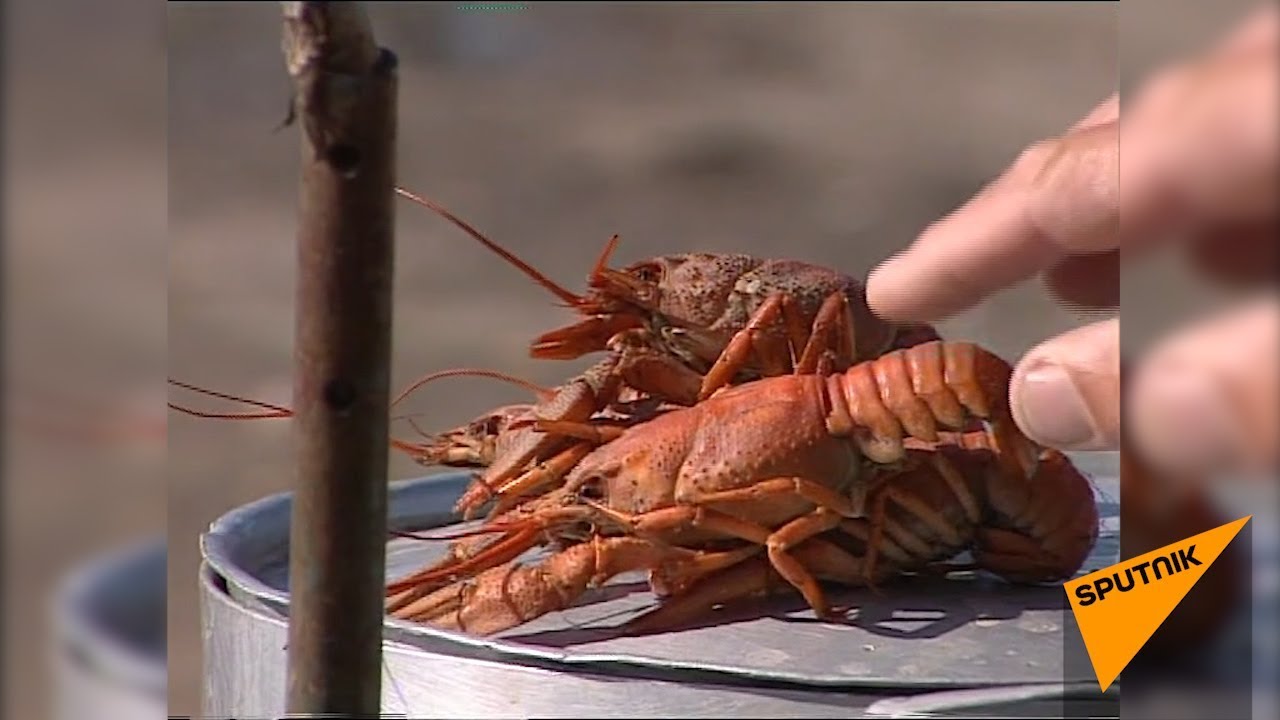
[172,186,1101,637]
[379,188,1101,636]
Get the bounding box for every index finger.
[867,6,1276,324]
[867,114,1121,321]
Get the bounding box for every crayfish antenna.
[395,186,586,307]
[394,414,434,441]
[391,367,554,409]
[167,378,293,419]
[389,517,531,544]
[587,234,622,286]
[168,378,439,458]
[170,366,556,462]
[393,367,554,464]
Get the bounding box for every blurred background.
[4,1,165,719]
[3,1,1269,718]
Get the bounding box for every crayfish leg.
[861,488,891,595]
[487,442,594,518]
[795,291,856,374]
[626,534,884,635]
[972,527,1081,584]
[850,450,989,589]
[679,477,895,617]
[610,339,707,407]
[395,536,694,636]
[648,545,762,597]
[697,292,801,401]
[455,360,623,518]
[532,419,626,445]
[764,509,845,618]
[625,556,779,635]
[385,526,544,612]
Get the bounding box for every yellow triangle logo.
[1065,514,1250,692]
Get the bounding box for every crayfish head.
[539,251,762,364]
[529,235,662,360]
[594,253,762,329]
[403,404,536,468]
[533,241,762,364]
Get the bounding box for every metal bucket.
[54,539,167,720]
[202,452,1120,718]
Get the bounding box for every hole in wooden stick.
[322,379,357,411]
[326,144,361,175]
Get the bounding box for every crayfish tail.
[826,341,1038,474]
[972,448,1099,583]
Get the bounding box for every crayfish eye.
[631,263,662,284]
[578,476,605,501]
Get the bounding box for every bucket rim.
[54,537,168,696]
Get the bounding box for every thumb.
[1009,318,1121,452]
[1130,296,1278,479]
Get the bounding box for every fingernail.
[1135,366,1244,476]
[1014,362,1101,449]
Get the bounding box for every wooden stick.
[280,3,397,715]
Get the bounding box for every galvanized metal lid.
[203,451,1119,692]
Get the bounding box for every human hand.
[865,6,1278,479]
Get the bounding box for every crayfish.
[383,340,1100,636]
[394,188,939,519]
